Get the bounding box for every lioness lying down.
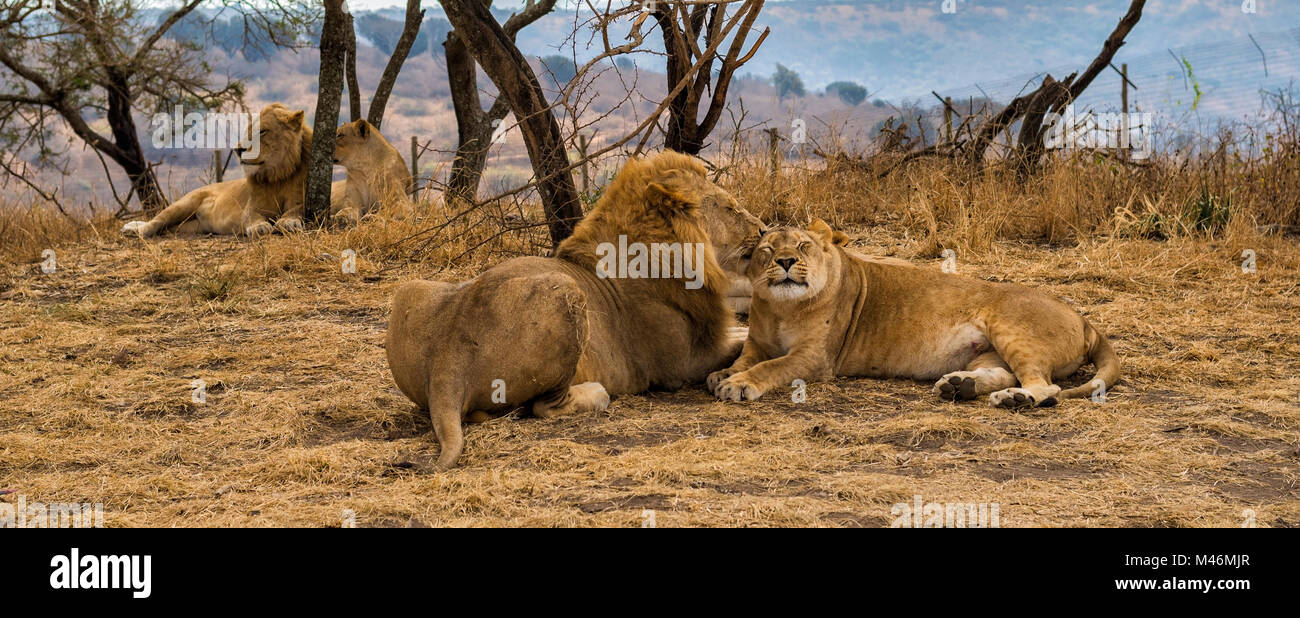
[386,152,765,469]
[331,118,414,223]
[709,220,1120,409]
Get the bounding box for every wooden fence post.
[410,135,419,192]
[765,127,780,176]
[213,150,224,182]
[944,97,953,142]
[1120,63,1129,161]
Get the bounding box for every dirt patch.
[973,461,1100,482]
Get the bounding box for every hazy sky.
[340,0,1297,112]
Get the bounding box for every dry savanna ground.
[2,175,1299,527]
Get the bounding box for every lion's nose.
[776,257,796,272]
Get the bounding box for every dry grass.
[2,156,1299,528]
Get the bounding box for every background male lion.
[710,219,1120,409]
[386,151,765,469]
[121,103,313,238]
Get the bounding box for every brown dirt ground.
[2,224,1298,527]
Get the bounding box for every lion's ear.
[807,218,836,248]
[645,170,703,214]
[356,119,370,138]
[290,110,305,127]
[832,230,850,246]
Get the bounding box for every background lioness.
[710,219,1120,409]
[386,151,765,469]
[329,118,413,223]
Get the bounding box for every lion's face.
[237,104,308,184]
[749,226,835,302]
[332,119,374,169]
[697,185,767,276]
[560,151,766,296]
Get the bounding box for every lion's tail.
[429,389,466,471]
[1058,319,1120,401]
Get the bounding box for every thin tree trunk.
[440,0,582,247]
[443,1,553,206]
[444,28,511,205]
[345,12,362,122]
[367,0,425,130]
[656,5,709,154]
[447,100,510,205]
[305,0,347,225]
[654,1,768,155]
[1015,75,1073,177]
[444,28,485,204]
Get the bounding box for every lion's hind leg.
[934,351,1016,402]
[976,299,1094,409]
[532,382,611,419]
[173,219,204,235]
[982,334,1067,410]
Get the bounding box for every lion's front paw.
[121,220,154,238]
[275,217,304,233]
[714,374,765,402]
[244,221,273,237]
[707,368,737,391]
[330,208,360,227]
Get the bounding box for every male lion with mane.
[386,151,765,469]
[121,104,313,237]
[710,219,1120,409]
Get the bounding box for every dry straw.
[1,140,1297,527]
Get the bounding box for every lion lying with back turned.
[121,106,410,237]
[386,151,766,469]
[710,219,1120,409]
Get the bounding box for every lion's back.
[386,257,595,407]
